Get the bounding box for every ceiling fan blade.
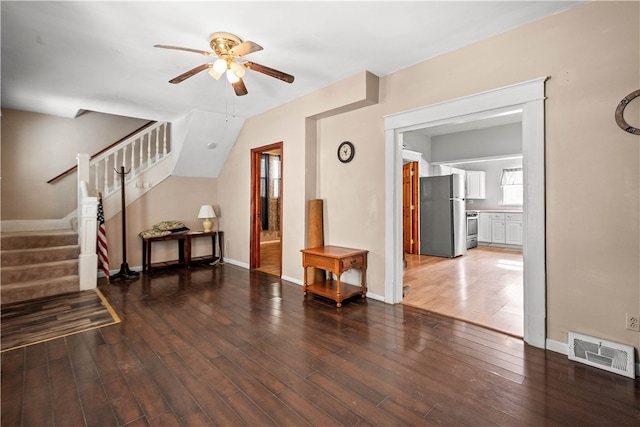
[242,61,294,83]
[168,63,210,84]
[233,79,248,96]
[230,41,263,57]
[154,44,213,57]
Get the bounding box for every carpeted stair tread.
[1,275,80,305]
[1,230,78,250]
[1,229,80,304]
[1,245,80,267]
[1,259,79,284]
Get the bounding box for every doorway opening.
[401,128,525,337]
[250,142,283,276]
[385,78,547,348]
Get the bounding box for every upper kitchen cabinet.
[432,164,466,176]
[465,171,486,199]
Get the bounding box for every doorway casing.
[384,78,547,348]
[250,142,284,275]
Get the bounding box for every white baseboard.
[282,275,302,286]
[222,258,250,270]
[366,291,385,302]
[546,338,569,355]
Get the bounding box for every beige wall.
[218,1,639,349]
[1,109,149,220]
[217,102,307,273]
[104,176,217,269]
[317,106,386,290]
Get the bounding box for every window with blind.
[500,168,523,205]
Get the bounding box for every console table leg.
[303,267,308,296]
[142,241,147,272]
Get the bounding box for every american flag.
[97,193,110,280]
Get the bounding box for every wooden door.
[402,162,419,254]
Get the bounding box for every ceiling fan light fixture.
[157,32,294,95]
[213,58,227,74]
[226,69,240,83]
[208,66,222,80]
[229,61,245,79]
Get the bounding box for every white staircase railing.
[88,122,170,198]
[76,121,170,288]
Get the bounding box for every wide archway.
[384,78,547,348]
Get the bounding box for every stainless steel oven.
[466,210,479,249]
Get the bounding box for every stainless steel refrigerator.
[419,174,467,258]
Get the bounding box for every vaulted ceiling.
[1,1,584,176]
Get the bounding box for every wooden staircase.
[1,230,80,304]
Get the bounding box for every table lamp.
[197,204,216,232]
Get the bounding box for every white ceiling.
[1,1,584,176]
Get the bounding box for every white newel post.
[77,153,98,290]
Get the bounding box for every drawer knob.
[351,259,357,265]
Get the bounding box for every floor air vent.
[568,331,635,379]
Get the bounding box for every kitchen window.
[500,168,523,205]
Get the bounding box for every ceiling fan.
[155,32,294,96]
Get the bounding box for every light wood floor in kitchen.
[402,246,523,337]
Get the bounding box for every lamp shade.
[197,205,215,219]
[229,61,246,78]
[213,58,227,74]
[208,67,222,80]
[226,69,240,83]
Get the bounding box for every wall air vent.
[568,331,635,379]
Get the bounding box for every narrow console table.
[300,245,368,307]
[142,230,224,272]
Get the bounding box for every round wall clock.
[337,141,355,163]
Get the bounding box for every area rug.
[1,289,120,352]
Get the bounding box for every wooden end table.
[300,245,368,307]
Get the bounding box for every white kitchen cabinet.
[465,171,486,199]
[479,212,522,247]
[478,212,524,246]
[491,213,506,243]
[505,213,524,245]
[432,165,466,177]
[478,213,492,242]
[451,166,465,176]
[432,165,450,176]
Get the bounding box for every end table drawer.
[303,253,335,271]
[341,255,363,270]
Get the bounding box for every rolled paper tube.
[308,199,326,283]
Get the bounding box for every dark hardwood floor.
[2,263,639,426]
